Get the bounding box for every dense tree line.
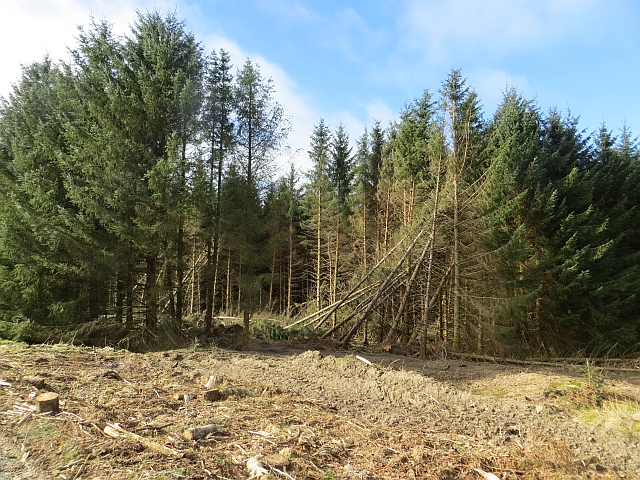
[1,12,639,355]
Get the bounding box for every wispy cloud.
[0,0,175,100]
[254,0,317,23]
[470,68,534,115]
[320,7,389,63]
[204,34,320,174]
[399,0,603,61]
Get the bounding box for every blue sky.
[2,0,640,172]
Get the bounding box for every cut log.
[183,423,219,440]
[203,389,221,401]
[34,392,59,413]
[23,377,45,389]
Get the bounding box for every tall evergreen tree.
[233,59,289,187]
[200,49,234,333]
[302,120,333,311]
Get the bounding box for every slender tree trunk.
[176,227,184,324]
[332,219,340,326]
[145,255,158,329]
[115,270,125,324]
[225,247,231,315]
[452,176,461,351]
[384,235,433,345]
[164,240,175,318]
[205,240,214,331]
[362,200,368,271]
[126,264,134,329]
[316,186,322,312]
[287,214,294,317]
[190,241,196,315]
[420,155,443,356]
[269,249,276,312]
[337,228,426,347]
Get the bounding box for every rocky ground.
[1,339,639,479]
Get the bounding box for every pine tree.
[200,49,234,333]
[302,120,333,311]
[233,59,289,187]
[0,58,109,324]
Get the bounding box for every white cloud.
[399,0,602,61]
[0,0,175,100]
[470,68,533,115]
[364,99,397,127]
[203,34,320,175]
[254,0,317,23]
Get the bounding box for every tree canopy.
[1,11,639,356]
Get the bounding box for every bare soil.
[1,339,639,479]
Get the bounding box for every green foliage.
[250,319,290,340]
[1,11,639,355]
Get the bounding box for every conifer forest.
[1,11,639,356]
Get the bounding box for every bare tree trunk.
[419,154,443,356]
[116,270,125,324]
[452,176,461,351]
[126,264,134,329]
[362,200,367,271]
[190,241,196,315]
[333,218,340,327]
[145,255,157,329]
[384,235,434,344]
[269,249,276,313]
[316,186,322,312]
[204,241,214,331]
[314,231,410,330]
[287,214,294,318]
[225,247,231,315]
[338,228,427,348]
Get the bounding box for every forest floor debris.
[1,340,639,479]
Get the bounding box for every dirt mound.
[1,342,639,479]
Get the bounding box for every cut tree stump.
[34,392,59,413]
[203,389,221,401]
[183,424,218,440]
[172,393,195,401]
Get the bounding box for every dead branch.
[339,227,428,348]
[103,423,180,456]
[313,231,411,330]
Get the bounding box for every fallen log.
[104,423,180,456]
[183,423,219,440]
[313,231,411,330]
[450,353,640,373]
[340,227,427,347]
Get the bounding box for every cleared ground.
[1,339,639,479]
